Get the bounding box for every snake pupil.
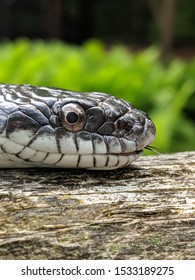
[66,112,79,124]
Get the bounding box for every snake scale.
[0,84,156,170]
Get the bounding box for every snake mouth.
[111,150,143,156]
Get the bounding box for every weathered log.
[0,151,195,260]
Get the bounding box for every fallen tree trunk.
[0,151,195,260]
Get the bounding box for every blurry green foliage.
[0,39,194,154]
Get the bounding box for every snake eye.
[61,103,86,132]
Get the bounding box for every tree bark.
[148,0,177,63]
[160,0,176,62]
[41,0,62,38]
[0,151,195,260]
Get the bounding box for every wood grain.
[0,151,195,259]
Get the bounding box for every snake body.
[0,84,156,170]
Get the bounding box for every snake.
[0,83,156,170]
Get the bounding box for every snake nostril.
[114,117,134,135]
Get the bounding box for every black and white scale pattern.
[0,84,156,169]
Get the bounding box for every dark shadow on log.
[0,151,195,259]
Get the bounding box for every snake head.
[54,92,156,169]
[0,84,156,170]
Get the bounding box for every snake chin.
[87,151,142,170]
